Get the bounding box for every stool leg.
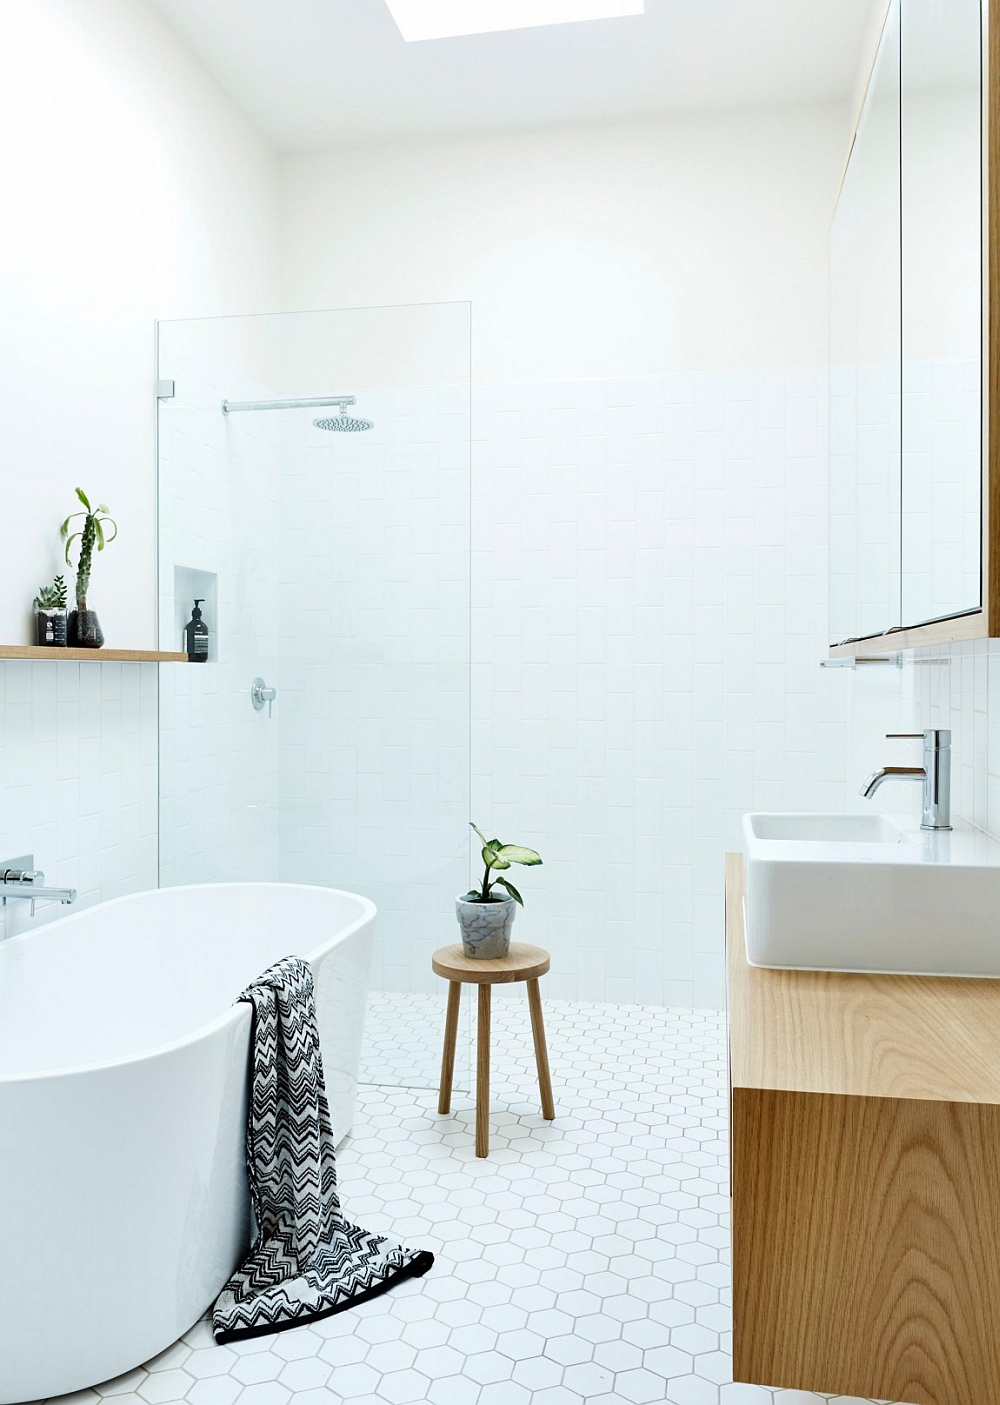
[476,984,491,1158]
[438,981,462,1115]
[527,977,555,1121]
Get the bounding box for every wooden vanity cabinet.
[727,852,1000,1405]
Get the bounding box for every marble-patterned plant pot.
[455,895,517,959]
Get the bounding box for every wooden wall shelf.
[727,852,1000,1405]
[0,646,188,663]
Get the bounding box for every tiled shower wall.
[6,362,962,1006]
[908,638,1000,833]
[859,637,1000,855]
[155,333,471,998]
[157,329,284,887]
[0,661,158,941]
[276,386,471,995]
[277,364,891,1007]
[471,369,899,1008]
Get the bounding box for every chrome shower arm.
[221,395,356,414]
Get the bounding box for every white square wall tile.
[11,362,948,1023]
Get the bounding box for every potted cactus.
[456,823,543,959]
[33,574,68,647]
[61,489,117,648]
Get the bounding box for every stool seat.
[432,941,555,1158]
[431,942,550,984]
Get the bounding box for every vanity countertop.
[727,850,1000,1105]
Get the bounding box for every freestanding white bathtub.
[0,882,375,1404]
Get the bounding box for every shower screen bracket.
[155,379,175,399]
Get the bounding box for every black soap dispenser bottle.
[184,598,209,662]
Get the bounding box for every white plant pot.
[455,894,517,959]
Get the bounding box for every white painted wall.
[0,0,277,649]
[279,105,847,386]
[0,0,277,931]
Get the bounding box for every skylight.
[386,0,644,43]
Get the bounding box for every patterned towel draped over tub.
[213,955,434,1343]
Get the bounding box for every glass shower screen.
[156,302,471,1089]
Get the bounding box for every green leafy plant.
[466,823,542,906]
[33,574,68,610]
[61,489,118,611]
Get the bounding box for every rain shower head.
[313,405,374,433]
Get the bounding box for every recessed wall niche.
[172,566,218,663]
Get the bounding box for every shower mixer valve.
[251,677,277,717]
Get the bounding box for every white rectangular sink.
[743,811,1000,978]
[749,813,905,845]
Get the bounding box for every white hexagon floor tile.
[42,996,893,1405]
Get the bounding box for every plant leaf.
[94,518,105,551]
[482,845,510,871]
[60,512,85,538]
[75,487,91,511]
[63,532,81,565]
[495,844,542,866]
[495,877,523,905]
[102,516,118,543]
[470,822,491,847]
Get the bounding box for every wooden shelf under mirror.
[0,646,188,662]
[828,0,1000,658]
[827,609,996,658]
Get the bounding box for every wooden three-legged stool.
[431,942,556,1158]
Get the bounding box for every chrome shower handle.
[251,677,277,717]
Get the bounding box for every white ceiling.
[148,0,876,151]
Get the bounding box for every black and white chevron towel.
[213,956,434,1344]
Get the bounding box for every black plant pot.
[35,609,68,647]
[67,609,104,648]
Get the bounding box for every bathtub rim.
[0,881,377,1086]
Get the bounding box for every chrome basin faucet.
[860,730,952,831]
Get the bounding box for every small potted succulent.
[33,574,68,647]
[456,823,543,960]
[61,488,118,648]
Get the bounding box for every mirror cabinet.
[829,0,995,654]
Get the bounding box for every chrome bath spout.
[0,857,77,919]
[0,881,78,906]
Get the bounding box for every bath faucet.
[0,856,78,918]
[860,730,952,831]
